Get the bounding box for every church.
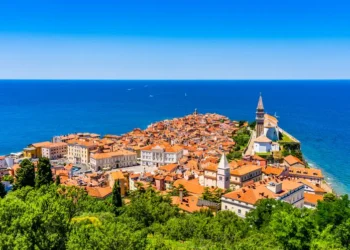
[253,94,280,154]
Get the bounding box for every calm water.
[0,80,349,193]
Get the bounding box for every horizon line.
[0,79,350,81]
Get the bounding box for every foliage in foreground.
[0,184,349,249]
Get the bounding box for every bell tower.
[217,154,230,189]
[256,93,265,137]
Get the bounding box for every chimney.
[179,188,183,202]
[266,182,282,194]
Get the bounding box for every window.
[219,176,223,181]
[238,209,241,214]
[225,205,227,209]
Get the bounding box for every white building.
[253,135,279,154]
[90,150,137,171]
[141,143,183,167]
[221,179,304,218]
[67,140,98,165]
[41,142,67,160]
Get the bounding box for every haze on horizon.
[1,0,350,80]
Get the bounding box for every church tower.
[217,154,230,189]
[256,93,265,137]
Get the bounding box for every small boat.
[149,95,153,98]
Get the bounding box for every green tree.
[310,225,344,250]
[55,175,61,185]
[2,175,14,184]
[323,192,337,202]
[268,209,314,250]
[170,184,188,197]
[36,157,53,188]
[313,194,350,230]
[14,159,35,190]
[0,182,6,198]
[201,187,223,203]
[248,121,256,130]
[246,199,294,229]
[124,188,179,227]
[112,180,123,211]
[67,213,147,250]
[238,120,246,127]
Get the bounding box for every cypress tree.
[14,159,35,190]
[112,180,123,209]
[0,182,6,198]
[55,175,61,185]
[35,157,53,188]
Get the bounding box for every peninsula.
[0,95,331,215]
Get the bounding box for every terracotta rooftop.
[304,193,323,205]
[31,141,52,148]
[262,166,285,176]
[288,166,324,178]
[223,179,303,205]
[91,150,136,159]
[173,178,204,196]
[230,165,262,176]
[284,155,304,166]
[204,163,218,172]
[159,163,178,173]
[110,171,125,180]
[172,195,208,213]
[85,186,112,199]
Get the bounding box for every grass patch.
[279,132,294,143]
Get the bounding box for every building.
[296,179,326,195]
[203,163,218,188]
[140,143,183,167]
[204,157,262,189]
[67,140,98,165]
[288,166,324,184]
[221,179,304,218]
[0,156,14,169]
[253,135,279,154]
[41,142,67,160]
[90,150,137,171]
[230,164,262,189]
[283,155,305,168]
[85,186,112,199]
[203,154,230,189]
[256,94,265,137]
[23,141,52,158]
[108,171,127,196]
[216,154,231,189]
[172,194,212,213]
[304,193,323,209]
[173,178,205,197]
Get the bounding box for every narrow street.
[244,130,256,156]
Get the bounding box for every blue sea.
[0,80,349,194]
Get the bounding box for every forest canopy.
[0,184,349,249]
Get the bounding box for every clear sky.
[1,0,350,79]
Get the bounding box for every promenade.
[244,130,256,156]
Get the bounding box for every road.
[244,130,256,156]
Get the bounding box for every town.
[0,95,330,216]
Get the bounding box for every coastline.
[0,114,342,195]
[0,80,349,194]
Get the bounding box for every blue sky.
[1,0,350,79]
